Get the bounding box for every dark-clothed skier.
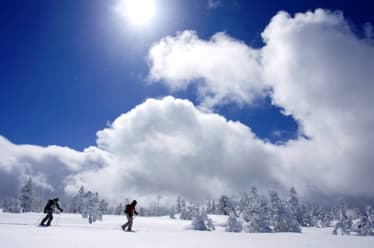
[40,198,63,226]
[121,200,139,231]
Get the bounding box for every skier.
[40,198,63,226]
[121,200,139,231]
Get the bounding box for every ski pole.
[55,213,62,226]
[34,213,44,226]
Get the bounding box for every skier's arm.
[135,209,139,215]
[56,202,63,212]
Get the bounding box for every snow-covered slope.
[0,212,372,248]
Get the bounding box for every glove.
[60,209,64,213]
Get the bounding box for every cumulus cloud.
[261,9,374,196]
[148,30,266,109]
[148,9,374,197]
[1,9,374,205]
[0,136,111,199]
[0,97,283,204]
[62,97,283,204]
[93,97,281,200]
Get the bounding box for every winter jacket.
[44,199,63,213]
[124,203,138,217]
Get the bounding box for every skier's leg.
[127,216,133,231]
[40,214,49,226]
[122,214,130,230]
[46,213,53,226]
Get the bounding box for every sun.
[116,0,156,26]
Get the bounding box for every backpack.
[124,204,130,214]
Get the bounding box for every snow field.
[0,212,372,248]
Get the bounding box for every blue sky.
[1,0,374,202]
[1,0,372,150]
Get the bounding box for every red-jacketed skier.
[121,200,139,231]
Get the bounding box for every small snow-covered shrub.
[191,210,215,231]
[356,215,373,236]
[225,213,243,232]
[207,218,215,230]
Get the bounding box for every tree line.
[1,178,373,235]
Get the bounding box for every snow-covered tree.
[98,199,109,217]
[225,212,243,232]
[176,196,182,213]
[287,187,298,208]
[352,208,361,220]
[239,193,250,213]
[181,199,186,208]
[81,192,90,219]
[191,213,207,230]
[217,195,233,216]
[85,191,101,224]
[332,203,353,236]
[206,200,216,214]
[300,204,314,227]
[2,198,21,213]
[331,205,341,221]
[336,201,348,220]
[287,187,302,225]
[367,206,374,229]
[114,203,124,215]
[246,198,272,233]
[316,207,332,227]
[268,191,301,232]
[191,209,215,231]
[240,187,259,222]
[169,206,176,219]
[345,206,374,236]
[19,177,33,212]
[333,215,352,235]
[180,204,194,220]
[207,218,215,231]
[31,197,44,213]
[356,212,372,236]
[239,187,271,233]
[70,186,85,213]
[179,207,193,220]
[205,200,214,214]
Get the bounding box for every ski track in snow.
[0,212,372,248]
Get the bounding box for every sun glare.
[116,0,156,26]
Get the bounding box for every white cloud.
[0,136,111,199]
[261,9,374,196]
[0,97,282,204]
[147,9,374,197]
[71,97,282,203]
[148,30,266,109]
